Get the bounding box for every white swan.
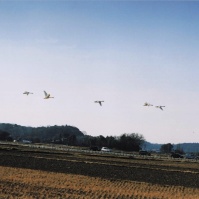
[44,91,54,99]
[155,106,165,111]
[23,91,33,95]
[95,101,104,106]
[143,102,153,106]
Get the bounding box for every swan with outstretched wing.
[23,91,33,95]
[155,106,165,111]
[44,91,54,99]
[95,101,104,106]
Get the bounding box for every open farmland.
[0,144,199,198]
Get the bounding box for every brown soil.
[0,145,199,188]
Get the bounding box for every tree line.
[0,123,145,152]
[160,143,185,154]
[84,133,145,151]
[1,123,198,153]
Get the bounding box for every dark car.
[139,150,151,156]
[171,153,184,158]
[185,153,196,159]
[89,146,100,151]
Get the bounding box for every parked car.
[90,146,100,151]
[185,153,195,159]
[185,153,199,160]
[101,147,112,152]
[139,150,151,156]
[195,156,199,160]
[171,153,184,158]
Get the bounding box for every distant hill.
[0,123,198,152]
[173,143,199,153]
[143,141,199,153]
[142,142,162,151]
[0,123,84,143]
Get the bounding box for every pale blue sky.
[0,1,199,144]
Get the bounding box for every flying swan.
[95,101,104,106]
[23,91,33,95]
[155,106,165,111]
[143,102,153,107]
[44,91,54,99]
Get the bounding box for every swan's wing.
[160,106,165,110]
[44,91,48,97]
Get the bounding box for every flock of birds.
[23,91,165,110]
[23,91,54,99]
[23,91,103,105]
[143,102,165,111]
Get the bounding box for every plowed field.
[0,145,199,198]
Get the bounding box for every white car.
[101,147,112,152]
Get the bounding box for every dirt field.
[0,144,199,198]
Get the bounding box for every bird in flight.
[143,102,153,107]
[95,101,104,106]
[44,91,54,99]
[23,91,33,95]
[155,106,165,111]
